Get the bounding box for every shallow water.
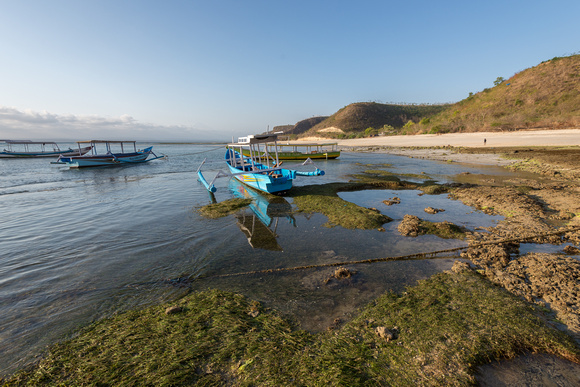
[0,145,517,375]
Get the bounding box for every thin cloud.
[0,106,224,142]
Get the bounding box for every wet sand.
[347,147,517,166]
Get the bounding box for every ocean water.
[0,144,508,375]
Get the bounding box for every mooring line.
[173,145,225,157]
[196,226,580,280]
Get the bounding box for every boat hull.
[0,146,92,158]
[58,147,153,168]
[277,151,340,160]
[225,149,294,194]
[227,163,293,194]
[238,148,340,160]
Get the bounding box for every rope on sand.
[197,226,580,280]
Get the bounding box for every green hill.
[273,116,329,136]
[312,102,446,132]
[414,54,580,134]
[304,103,448,138]
[284,54,580,139]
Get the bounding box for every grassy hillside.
[305,102,449,138]
[290,54,580,139]
[272,117,328,138]
[412,54,580,135]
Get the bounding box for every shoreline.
[299,128,580,166]
[299,128,580,148]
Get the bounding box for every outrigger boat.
[0,140,92,158]
[237,140,340,160]
[197,133,325,194]
[53,140,165,168]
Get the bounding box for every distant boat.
[54,140,166,168]
[238,140,340,160]
[197,132,325,194]
[0,140,92,158]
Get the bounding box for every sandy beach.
[300,128,580,148]
[299,129,580,166]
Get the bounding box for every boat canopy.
[75,140,138,155]
[233,133,280,145]
[1,140,62,152]
[2,140,60,145]
[75,140,137,144]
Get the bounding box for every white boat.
[54,140,165,168]
[0,140,92,158]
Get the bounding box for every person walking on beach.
[484,138,487,145]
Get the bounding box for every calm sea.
[0,143,508,375]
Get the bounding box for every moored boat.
[0,140,92,158]
[237,141,340,160]
[197,133,325,194]
[54,140,165,168]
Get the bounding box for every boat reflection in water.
[229,178,295,251]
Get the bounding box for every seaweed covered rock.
[451,261,472,273]
[375,326,398,341]
[165,306,183,315]
[383,197,401,206]
[198,198,251,218]
[398,215,421,237]
[424,207,444,214]
[398,215,467,239]
[461,241,520,269]
[485,253,580,340]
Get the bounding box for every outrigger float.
[197,133,325,194]
[0,140,92,158]
[53,140,166,168]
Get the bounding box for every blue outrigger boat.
[197,133,325,194]
[0,140,92,158]
[54,140,166,168]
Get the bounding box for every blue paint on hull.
[225,149,296,194]
[226,162,293,194]
[58,147,153,168]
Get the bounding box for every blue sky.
[1,0,578,141]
